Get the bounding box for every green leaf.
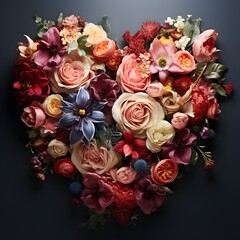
[212,83,227,96]
[34,15,42,24]
[192,61,208,81]
[204,72,221,80]
[205,62,228,76]
[56,13,63,26]
[183,19,193,39]
[67,41,78,53]
[77,35,88,46]
[78,49,86,57]
[191,148,199,165]
[189,18,201,45]
[101,15,111,37]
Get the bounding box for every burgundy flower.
[13,62,50,106]
[141,21,161,42]
[161,128,197,165]
[88,73,121,124]
[34,27,67,72]
[81,172,114,214]
[135,177,166,214]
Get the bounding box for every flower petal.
[70,128,83,145]
[82,119,95,142]
[59,113,76,127]
[88,111,105,123]
[76,87,89,106]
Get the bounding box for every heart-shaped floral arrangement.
[13,13,232,228]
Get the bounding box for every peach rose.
[207,98,221,120]
[54,158,77,177]
[21,101,46,128]
[171,112,189,129]
[146,120,175,153]
[82,23,107,46]
[48,50,95,93]
[151,159,178,184]
[192,29,218,62]
[71,141,120,175]
[93,38,116,61]
[47,139,69,158]
[116,54,151,93]
[112,92,165,138]
[174,50,195,74]
[146,80,164,98]
[42,94,63,118]
[115,166,137,184]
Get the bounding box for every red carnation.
[110,182,137,224]
[13,62,50,106]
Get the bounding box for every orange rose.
[42,94,63,118]
[151,159,178,184]
[93,38,116,61]
[174,50,195,74]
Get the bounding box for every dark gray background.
[1,0,239,239]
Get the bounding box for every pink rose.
[21,101,46,128]
[171,112,189,129]
[71,141,119,175]
[146,80,164,98]
[48,50,95,93]
[116,166,137,184]
[112,92,165,138]
[117,54,151,93]
[192,29,218,62]
[93,38,116,61]
[151,159,178,184]
[54,158,77,177]
[174,50,196,74]
[207,98,221,120]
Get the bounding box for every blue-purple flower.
[59,87,106,146]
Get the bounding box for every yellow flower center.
[79,109,86,116]
[22,82,32,89]
[158,58,167,68]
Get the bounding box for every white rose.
[47,139,69,158]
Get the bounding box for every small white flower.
[175,36,191,50]
[174,16,185,31]
[165,17,175,25]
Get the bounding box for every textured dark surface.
[1,0,239,239]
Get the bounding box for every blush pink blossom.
[171,112,189,129]
[115,166,137,184]
[207,98,221,120]
[146,80,164,98]
[21,101,46,128]
[192,29,219,62]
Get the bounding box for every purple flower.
[58,87,106,146]
[81,172,114,214]
[135,177,166,214]
[161,128,197,165]
[34,27,67,71]
[88,73,121,124]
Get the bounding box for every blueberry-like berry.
[69,182,82,195]
[133,159,148,173]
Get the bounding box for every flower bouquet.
[13,13,232,227]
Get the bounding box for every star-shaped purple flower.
[59,87,106,146]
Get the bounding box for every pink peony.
[135,177,166,214]
[81,172,114,214]
[192,29,219,62]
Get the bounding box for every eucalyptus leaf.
[189,18,201,45]
[212,83,227,96]
[204,72,221,80]
[183,19,193,39]
[205,62,227,76]
[192,61,208,81]
[56,12,63,26]
[101,15,111,37]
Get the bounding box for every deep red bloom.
[141,21,161,42]
[105,49,123,71]
[223,82,233,95]
[113,131,148,160]
[172,76,193,96]
[13,62,50,106]
[54,158,78,177]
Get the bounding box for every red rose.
[54,158,77,177]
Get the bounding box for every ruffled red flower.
[54,158,77,177]
[13,62,50,106]
[172,76,193,96]
[105,49,123,71]
[110,181,137,224]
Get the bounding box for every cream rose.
[112,92,165,138]
[47,139,69,158]
[115,166,137,184]
[71,141,119,175]
[42,94,63,118]
[146,120,175,153]
[116,54,151,93]
[48,50,95,93]
[82,23,107,46]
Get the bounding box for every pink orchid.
[149,38,182,82]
